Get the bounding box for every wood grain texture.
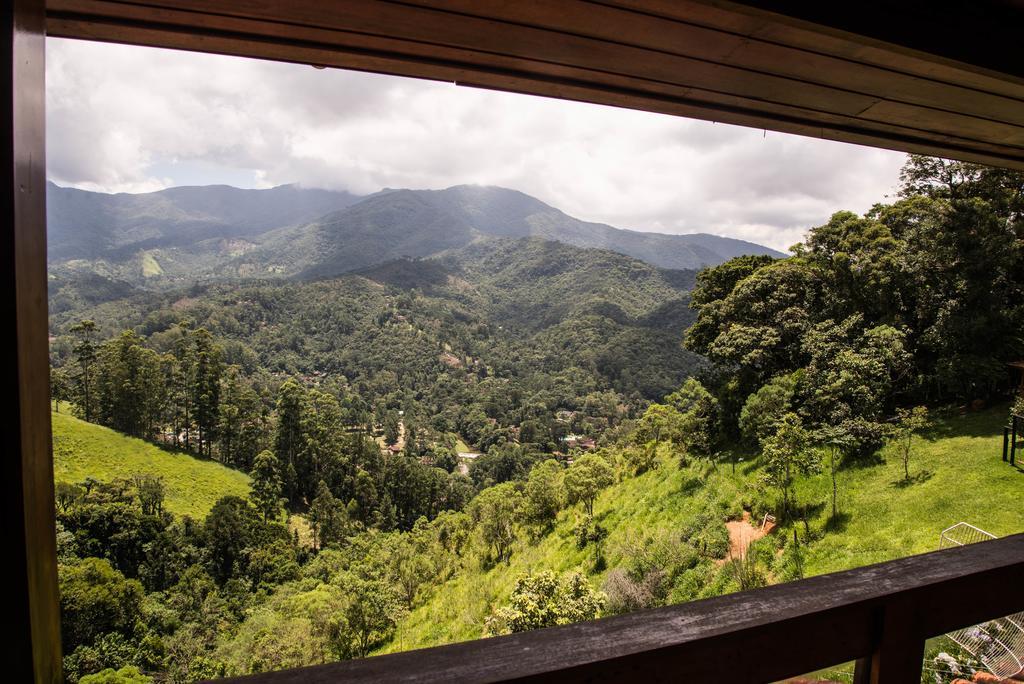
[214,535,1024,683]
[3,0,61,681]
[43,0,1024,169]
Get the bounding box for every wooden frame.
[9,0,1024,681]
[4,0,62,682]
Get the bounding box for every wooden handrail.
[219,533,1024,684]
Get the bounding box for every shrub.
[485,571,605,635]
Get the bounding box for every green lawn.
[800,406,1022,574]
[387,405,1022,654]
[52,411,251,520]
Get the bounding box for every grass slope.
[52,411,251,520]
[800,406,1022,574]
[388,405,1022,653]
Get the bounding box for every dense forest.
[50,156,1023,683]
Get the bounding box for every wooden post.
[853,601,925,684]
[1005,425,1011,462]
[2,0,62,680]
[1012,415,1019,466]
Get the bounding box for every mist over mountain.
[46,181,783,284]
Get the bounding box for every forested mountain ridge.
[50,238,707,454]
[47,181,783,284]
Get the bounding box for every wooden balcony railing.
[222,533,1024,684]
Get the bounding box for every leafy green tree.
[70,319,100,422]
[486,570,604,635]
[79,665,152,684]
[56,481,85,513]
[217,366,264,469]
[218,583,346,673]
[665,378,720,458]
[95,330,164,438]
[59,558,144,654]
[635,403,686,448]
[389,527,437,608]
[382,412,401,446]
[685,254,778,356]
[340,575,406,658]
[893,406,930,482]
[470,442,536,488]
[250,450,284,523]
[468,482,523,564]
[274,379,309,507]
[132,475,165,516]
[814,424,856,520]
[191,328,223,457]
[565,453,614,516]
[522,459,563,532]
[169,324,195,450]
[622,443,658,476]
[204,495,261,584]
[51,365,72,412]
[801,316,910,441]
[685,259,822,397]
[740,372,799,446]
[309,480,350,549]
[759,413,818,520]
[304,390,347,496]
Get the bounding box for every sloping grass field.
[388,405,1022,653]
[52,411,250,519]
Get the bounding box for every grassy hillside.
[52,411,251,519]
[385,405,1021,653]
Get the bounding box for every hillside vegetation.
[52,411,250,519]
[48,156,1023,683]
[387,405,1019,652]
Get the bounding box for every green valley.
[47,155,1024,684]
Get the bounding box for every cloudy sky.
[46,38,908,251]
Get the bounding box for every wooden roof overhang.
[44,0,1024,170]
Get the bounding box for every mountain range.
[46,181,783,284]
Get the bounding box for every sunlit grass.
[388,405,1021,653]
[800,406,1022,575]
[52,411,250,520]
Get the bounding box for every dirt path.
[726,511,774,559]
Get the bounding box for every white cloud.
[45,38,906,250]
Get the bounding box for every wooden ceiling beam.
[44,0,1024,169]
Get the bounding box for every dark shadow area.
[824,511,852,533]
[839,451,885,471]
[925,405,1009,440]
[890,470,934,488]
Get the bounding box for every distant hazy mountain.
[47,182,783,283]
[47,182,362,260]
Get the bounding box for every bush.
[573,514,607,550]
[622,444,658,476]
[485,571,605,635]
[602,567,667,615]
[79,666,152,684]
[59,558,145,654]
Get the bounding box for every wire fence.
[939,523,1024,679]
